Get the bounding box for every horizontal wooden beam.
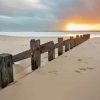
[12,49,31,62]
[40,41,55,53]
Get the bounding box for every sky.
[0,0,100,31]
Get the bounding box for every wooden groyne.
[0,34,90,88]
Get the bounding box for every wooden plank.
[0,54,14,88]
[58,37,63,56]
[30,39,41,70]
[48,41,55,61]
[12,49,31,62]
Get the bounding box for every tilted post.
[30,39,41,70]
[0,54,14,88]
[58,37,63,56]
[48,41,55,61]
[70,36,75,49]
[64,39,70,52]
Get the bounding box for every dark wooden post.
[58,37,63,56]
[78,35,82,44]
[64,39,70,52]
[75,35,80,45]
[36,40,41,67]
[83,34,87,41]
[85,35,87,40]
[87,34,90,40]
[70,36,74,49]
[48,41,55,61]
[30,39,41,70]
[80,35,83,43]
[85,34,87,40]
[0,53,14,88]
[89,34,90,39]
[83,35,85,41]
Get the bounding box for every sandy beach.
[0,36,100,100]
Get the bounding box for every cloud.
[0,0,100,31]
[0,0,46,11]
[0,14,57,31]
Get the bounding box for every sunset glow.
[66,23,100,31]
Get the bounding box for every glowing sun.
[66,23,100,31]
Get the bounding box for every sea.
[0,32,100,38]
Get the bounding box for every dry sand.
[0,36,100,100]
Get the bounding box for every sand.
[0,36,100,100]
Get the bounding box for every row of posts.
[0,34,90,88]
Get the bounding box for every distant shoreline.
[0,31,100,37]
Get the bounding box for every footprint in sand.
[87,67,94,70]
[75,67,95,73]
[77,59,89,65]
[77,59,82,62]
[48,70,58,74]
[84,62,88,64]
[79,68,87,71]
[64,55,67,57]
[74,70,81,73]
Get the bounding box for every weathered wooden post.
[0,54,14,88]
[83,34,87,41]
[82,34,85,42]
[75,35,80,45]
[85,34,88,40]
[58,37,63,56]
[30,39,41,70]
[64,39,70,52]
[88,34,90,39]
[80,35,83,43]
[48,41,55,61]
[78,35,82,44]
[87,34,90,40]
[70,36,75,49]
[74,37,77,46]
